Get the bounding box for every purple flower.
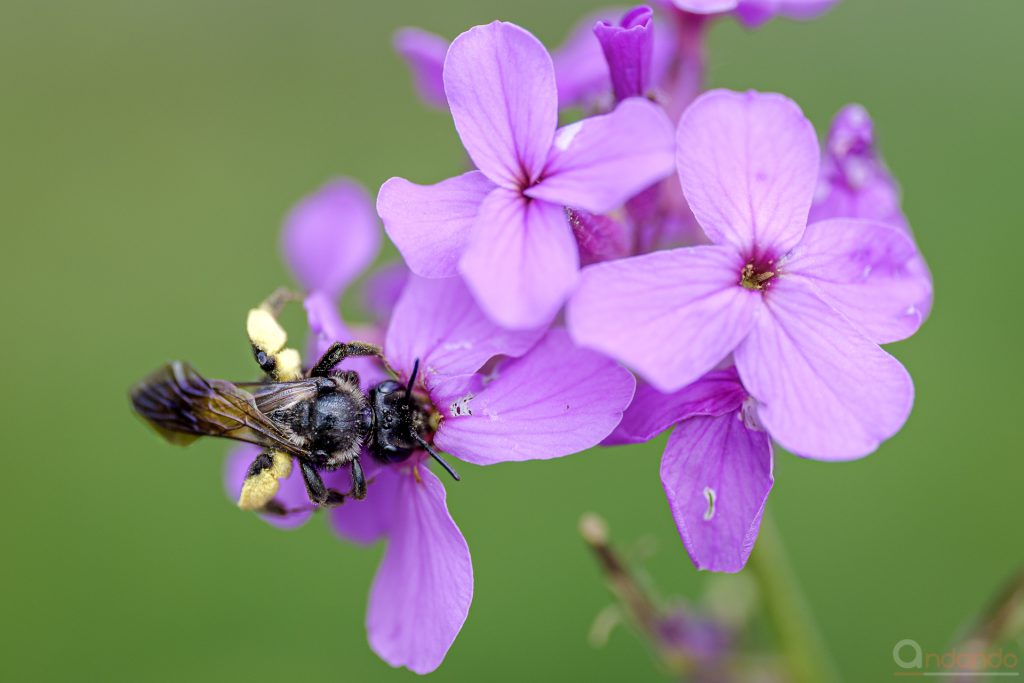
[281,179,380,300]
[594,6,656,102]
[393,27,449,109]
[606,367,772,572]
[810,104,934,330]
[378,21,676,329]
[669,0,841,27]
[568,90,923,460]
[229,274,635,672]
[555,8,678,109]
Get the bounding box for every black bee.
[129,292,457,514]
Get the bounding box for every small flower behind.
[810,103,933,323]
[379,20,676,330]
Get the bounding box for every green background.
[2,0,1021,680]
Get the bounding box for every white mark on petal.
[441,340,473,351]
[740,397,765,432]
[449,393,474,417]
[553,121,583,151]
[703,487,716,521]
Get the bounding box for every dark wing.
[130,361,309,456]
[249,379,322,414]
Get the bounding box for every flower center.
[739,261,776,291]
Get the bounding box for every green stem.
[747,512,842,683]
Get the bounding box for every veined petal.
[435,329,635,465]
[328,463,399,545]
[526,98,675,215]
[366,466,472,675]
[786,219,932,344]
[282,179,380,298]
[607,367,746,445]
[377,172,496,279]
[735,277,914,460]
[567,246,759,393]
[459,189,579,330]
[677,90,819,258]
[444,21,557,188]
[384,274,546,382]
[661,411,773,573]
[223,444,312,529]
[394,27,449,109]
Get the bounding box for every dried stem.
[579,513,692,676]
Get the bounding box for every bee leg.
[247,291,303,381]
[298,459,347,508]
[309,341,390,377]
[238,450,293,511]
[351,456,367,500]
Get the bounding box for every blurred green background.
[2,0,1021,680]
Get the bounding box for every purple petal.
[304,292,388,388]
[787,219,932,344]
[661,411,773,572]
[384,274,546,382]
[360,260,409,326]
[526,98,675,215]
[809,104,910,232]
[377,171,496,279]
[444,21,557,188]
[607,367,746,444]
[281,179,380,298]
[810,172,908,230]
[672,0,738,12]
[568,208,634,266]
[394,27,449,109]
[435,329,635,465]
[734,277,914,460]
[594,6,655,102]
[567,246,759,393]
[366,466,472,675]
[458,189,579,330]
[552,9,615,108]
[223,444,312,529]
[328,463,400,545]
[677,90,819,258]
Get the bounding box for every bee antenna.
[406,358,420,396]
[412,432,460,482]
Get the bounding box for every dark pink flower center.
[739,260,776,291]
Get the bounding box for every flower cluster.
[231,1,931,674]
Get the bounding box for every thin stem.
[579,514,691,677]
[747,512,842,683]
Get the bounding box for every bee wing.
[248,379,322,414]
[130,361,308,456]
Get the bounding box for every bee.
[130,290,458,514]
